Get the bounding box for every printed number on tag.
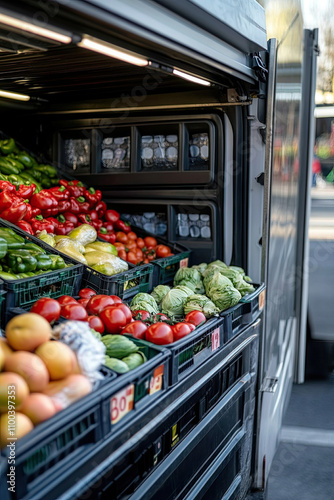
[259,290,266,311]
[179,258,189,269]
[149,365,164,395]
[111,384,134,425]
[211,327,220,352]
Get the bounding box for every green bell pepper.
[50,178,60,186]
[34,164,58,178]
[0,228,25,249]
[25,250,52,271]
[0,237,8,259]
[40,176,52,188]
[7,174,30,187]
[18,172,43,192]
[26,168,42,181]
[49,254,66,270]
[0,138,16,155]
[5,157,25,172]
[0,173,8,182]
[24,242,46,254]
[16,153,36,169]
[0,271,18,280]
[0,158,20,175]
[6,249,37,273]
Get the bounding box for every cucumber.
[104,357,130,373]
[122,352,146,370]
[101,334,139,359]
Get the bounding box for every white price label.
[211,327,220,352]
[259,290,266,311]
[111,384,134,425]
[149,365,164,395]
[179,258,189,269]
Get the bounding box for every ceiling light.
[78,35,148,67]
[0,13,72,44]
[172,69,211,86]
[0,90,30,101]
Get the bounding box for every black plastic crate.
[100,338,170,436]
[0,367,116,500]
[239,283,266,324]
[130,226,191,287]
[220,303,244,343]
[81,261,153,300]
[166,316,225,386]
[0,219,83,317]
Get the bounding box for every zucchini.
[101,334,139,359]
[122,352,146,370]
[105,357,130,373]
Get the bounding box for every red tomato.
[56,296,79,307]
[99,305,128,334]
[61,304,88,321]
[114,303,132,323]
[135,248,144,261]
[87,315,105,334]
[153,313,168,322]
[146,251,156,261]
[118,249,127,261]
[126,241,137,252]
[77,298,89,308]
[127,251,138,265]
[30,298,61,323]
[136,238,145,249]
[145,323,173,345]
[86,295,115,316]
[183,322,196,332]
[172,322,193,341]
[78,288,97,299]
[109,295,123,304]
[184,311,206,327]
[121,321,147,339]
[116,231,128,244]
[144,236,157,248]
[114,242,125,251]
[132,310,151,321]
[127,231,137,241]
[155,244,171,258]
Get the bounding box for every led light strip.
[0,13,72,44]
[77,35,148,67]
[0,90,30,101]
[172,69,211,86]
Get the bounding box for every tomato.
[143,258,149,264]
[153,313,168,322]
[114,242,125,251]
[183,322,196,332]
[87,315,105,334]
[135,248,144,261]
[184,311,206,327]
[99,305,129,334]
[121,320,147,339]
[172,322,193,341]
[86,295,115,316]
[78,298,89,308]
[132,310,150,321]
[56,295,79,307]
[109,295,123,304]
[136,237,145,249]
[114,303,132,323]
[78,288,97,299]
[61,304,88,321]
[116,231,128,244]
[155,244,171,258]
[144,236,157,248]
[118,249,127,261]
[146,251,156,261]
[30,298,61,323]
[127,251,138,265]
[127,231,137,241]
[126,241,137,252]
[145,322,173,345]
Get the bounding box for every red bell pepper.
[105,209,119,224]
[88,210,98,221]
[0,190,27,223]
[48,185,70,201]
[46,217,60,229]
[95,201,107,218]
[31,216,55,234]
[54,221,74,235]
[17,184,36,200]
[76,196,90,214]
[98,227,116,243]
[92,219,103,231]
[77,213,92,225]
[23,203,32,221]
[103,221,114,232]
[59,212,78,226]
[84,187,102,208]
[16,220,34,235]
[30,190,58,218]
[57,200,71,214]
[69,197,80,214]
[64,180,85,198]
[114,219,131,233]
[0,181,15,193]
[31,207,41,218]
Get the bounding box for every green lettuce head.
[130,293,159,314]
[173,267,203,293]
[191,263,208,276]
[151,285,171,305]
[210,286,242,312]
[204,272,233,297]
[218,267,245,290]
[161,286,193,317]
[237,280,255,296]
[184,294,219,318]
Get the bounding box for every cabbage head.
[151,285,171,305]
[191,263,208,276]
[210,286,241,312]
[130,293,159,314]
[204,272,233,297]
[161,287,192,317]
[218,267,245,290]
[173,268,203,293]
[238,280,255,296]
[184,294,219,318]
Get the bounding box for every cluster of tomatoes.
[114,232,173,265]
[29,290,207,345]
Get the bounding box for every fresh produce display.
[0,313,95,447]
[101,335,147,373]
[0,226,67,280]
[114,232,174,265]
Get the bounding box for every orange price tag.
[149,365,164,395]
[179,258,189,269]
[111,384,134,425]
[211,327,220,352]
[259,289,266,311]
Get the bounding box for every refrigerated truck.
[0,0,318,498]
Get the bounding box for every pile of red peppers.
[0,179,131,242]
